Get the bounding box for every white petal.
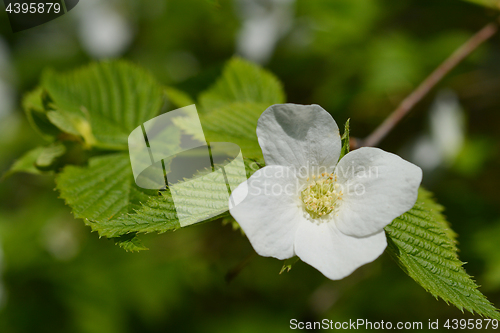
[294,221,387,280]
[229,165,305,260]
[257,104,341,174]
[334,147,422,237]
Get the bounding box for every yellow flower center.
[300,173,343,219]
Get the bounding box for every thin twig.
[225,252,256,283]
[361,22,498,148]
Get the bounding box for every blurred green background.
[1,0,500,332]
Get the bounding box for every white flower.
[229,104,422,280]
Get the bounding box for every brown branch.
[361,22,498,148]
[225,252,256,283]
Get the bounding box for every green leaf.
[201,103,266,159]
[174,102,266,159]
[104,197,229,238]
[2,147,45,179]
[112,233,149,252]
[55,151,247,243]
[3,142,68,178]
[42,60,164,149]
[243,157,265,177]
[46,110,97,148]
[35,142,67,169]
[168,58,283,159]
[101,155,248,237]
[280,256,300,274]
[55,154,143,224]
[22,87,59,140]
[385,188,500,319]
[339,118,350,161]
[91,185,181,238]
[198,57,285,112]
[55,153,167,244]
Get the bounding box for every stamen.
[300,174,343,219]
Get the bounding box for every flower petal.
[334,147,423,237]
[257,104,341,174]
[229,165,305,260]
[294,221,387,280]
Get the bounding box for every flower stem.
[359,21,498,148]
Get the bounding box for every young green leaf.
[23,87,60,140]
[46,110,97,148]
[3,142,69,178]
[2,146,45,179]
[280,256,300,274]
[198,57,285,112]
[35,142,67,169]
[385,188,500,319]
[339,118,350,161]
